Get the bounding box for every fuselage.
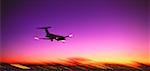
[39,27,67,41]
[46,33,66,41]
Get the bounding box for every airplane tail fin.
[37,26,51,35]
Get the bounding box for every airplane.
[34,26,73,42]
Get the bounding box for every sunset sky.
[1,0,149,64]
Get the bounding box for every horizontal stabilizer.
[37,26,51,29]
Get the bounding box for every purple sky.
[1,0,149,63]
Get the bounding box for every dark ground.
[0,62,150,71]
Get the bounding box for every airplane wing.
[34,36,49,40]
[39,38,50,40]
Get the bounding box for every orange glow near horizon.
[1,54,149,65]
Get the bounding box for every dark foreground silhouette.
[0,58,150,71]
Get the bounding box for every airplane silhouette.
[34,26,73,42]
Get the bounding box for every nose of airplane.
[68,34,73,38]
[34,36,39,40]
